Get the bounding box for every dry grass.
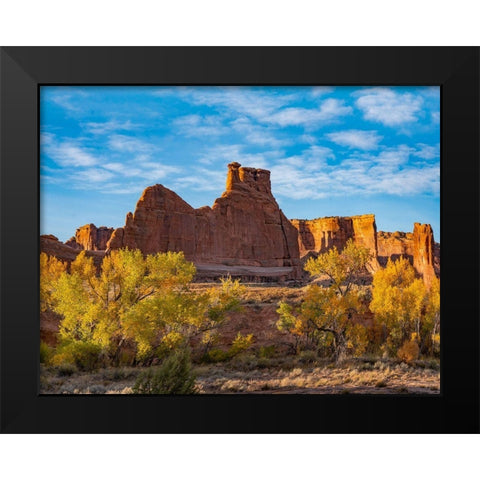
[194,361,439,394]
[40,358,440,395]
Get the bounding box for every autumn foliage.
[277,241,440,363]
[40,249,246,369]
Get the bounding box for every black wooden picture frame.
[0,47,478,433]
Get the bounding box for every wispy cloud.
[310,87,335,98]
[49,90,89,113]
[413,143,439,160]
[172,114,230,137]
[326,129,383,150]
[172,166,227,193]
[83,119,141,135]
[197,144,270,169]
[267,98,352,127]
[271,144,439,201]
[41,133,99,167]
[108,134,157,154]
[159,87,297,122]
[230,117,291,148]
[354,88,423,126]
[136,161,182,181]
[72,168,115,183]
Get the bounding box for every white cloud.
[413,143,439,160]
[103,162,143,177]
[72,168,115,183]
[299,134,317,144]
[41,133,99,167]
[172,114,229,137]
[326,129,383,150]
[175,87,295,121]
[196,144,270,169]
[310,87,335,98]
[136,161,182,181]
[267,98,352,127]
[354,88,423,126]
[83,120,141,135]
[173,167,227,193]
[48,89,89,113]
[270,144,439,201]
[108,134,157,154]
[230,117,291,148]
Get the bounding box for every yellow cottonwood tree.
[40,252,66,312]
[370,257,436,356]
[49,249,244,364]
[277,240,371,361]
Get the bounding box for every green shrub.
[51,341,103,371]
[258,345,276,358]
[133,349,197,394]
[297,349,317,365]
[204,348,229,363]
[40,341,53,365]
[228,333,254,357]
[56,363,77,377]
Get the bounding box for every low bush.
[51,341,103,371]
[258,345,276,358]
[132,349,197,394]
[397,339,420,364]
[297,350,317,365]
[40,341,53,365]
[56,363,77,377]
[204,348,230,363]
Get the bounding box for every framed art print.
[1,47,479,433]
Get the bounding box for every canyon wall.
[290,214,381,271]
[291,215,439,283]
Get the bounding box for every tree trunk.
[333,332,347,364]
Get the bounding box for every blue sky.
[40,86,440,242]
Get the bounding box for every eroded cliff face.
[65,224,114,251]
[377,231,414,266]
[290,214,380,271]
[412,223,436,287]
[106,162,301,277]
[291,214,439,284]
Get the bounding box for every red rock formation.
[290,217,354,254]
[291,214,380,271]
[377,227,440,285]
[66,224,114,251]
[41,234,105,268]
[107,163,301,278]
[377,231,414,266]
[412,223,436,287]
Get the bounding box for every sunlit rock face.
[412,223,436,287]
[106,162,301,278]
[290,214,381,272]
[65,224,114,251]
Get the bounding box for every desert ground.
[40,358,440,395]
